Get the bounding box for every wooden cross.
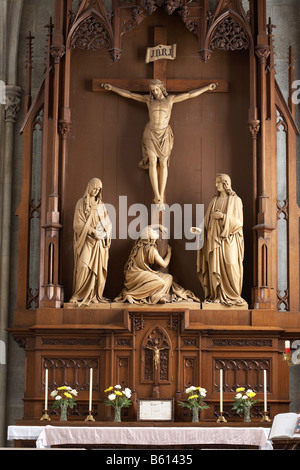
[92,26,227,259]
[92,26,228,94]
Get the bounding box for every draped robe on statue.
[139,122,174,169]
[70,179,112,306]
[115,230,199,304]
[197,193,245,307]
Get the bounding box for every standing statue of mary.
[70,178,112,306]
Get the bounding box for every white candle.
[89,368,93,411]
[220,369,223,413]
[263,370,267,412]
[285,341,290,353]
[45,369,48,411]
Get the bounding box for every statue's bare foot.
[154,196,165,211]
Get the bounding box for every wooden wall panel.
[63,9,253,304]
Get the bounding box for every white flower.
[235,393,242,399]
[185,386,196,394]
[70,389,78,396]
[50,390,58,397]
[246,389,253,394]
[66,386,72,390]
[55,395,62,400]
[199,388,207,397]
[242,395,248,400]
[108,393,116,401]
[114,385,122,389]
[124,388,131,398]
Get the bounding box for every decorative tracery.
[70,15,111,49]
[210,15,249,51]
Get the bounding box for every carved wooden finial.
[45,16,54,40]
[266,16,276,36]
[25,31,35,113]
[25,31,35,70]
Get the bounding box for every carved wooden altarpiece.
[10,0,300,424]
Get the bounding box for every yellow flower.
[58,386,68,390]
[247,391,256,398]
[115,391,123,396]
[236,387,245,392]
[64,392,72,399]
[104,386,113,393]
[188,395,198,400]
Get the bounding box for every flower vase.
[60,403,68,421]
[114,406,122,422]
[243,405,251,423]
[192,407,199,423]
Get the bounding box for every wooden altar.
[10,0,300,424]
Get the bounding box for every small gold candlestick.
[217,412,227,423]
[85,411,95,422]
[283,351,292,365]
[40,411,51,421]
[261,411,271,423]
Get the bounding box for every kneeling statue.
[115,225,199,304]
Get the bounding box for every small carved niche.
[141,324,171,384]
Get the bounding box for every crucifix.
[144,335,170,397]
[92,26,227,210]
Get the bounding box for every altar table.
[8,425,272,449]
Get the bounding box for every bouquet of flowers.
[104,385,132,407]
[50,386,78,420]
[232,387,259,415]
[178,386,209,411]
[178,386,209,422]
[104,385,132,421]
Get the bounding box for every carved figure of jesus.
[101,80,217,208]
[146,339,168,370]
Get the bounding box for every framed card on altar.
[137,398,174,422]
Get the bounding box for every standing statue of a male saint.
[101,80,217,209]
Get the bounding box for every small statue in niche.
[114,225,199,304]
[70,178,112,306]
[101,80,217,209]
[192,173,246,307]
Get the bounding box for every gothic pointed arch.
[66,5,116,59]
[204,9,253,60]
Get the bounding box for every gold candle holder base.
[85,411,95,422]
[261,411,271,423]
[283,352,292,364]
[40,412,51,421]
[217,412,227,423]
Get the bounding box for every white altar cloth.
[8,425,272,449]
[7,426,45,441]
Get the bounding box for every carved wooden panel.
[43,357,99,392]
[213,358,271,393]
[115,355,131,388]
[182,355,198,389]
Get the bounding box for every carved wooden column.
[251,0,276,309]
[40,0,65,307]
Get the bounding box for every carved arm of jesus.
[101,83,147,103]
[171,82,218,104]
